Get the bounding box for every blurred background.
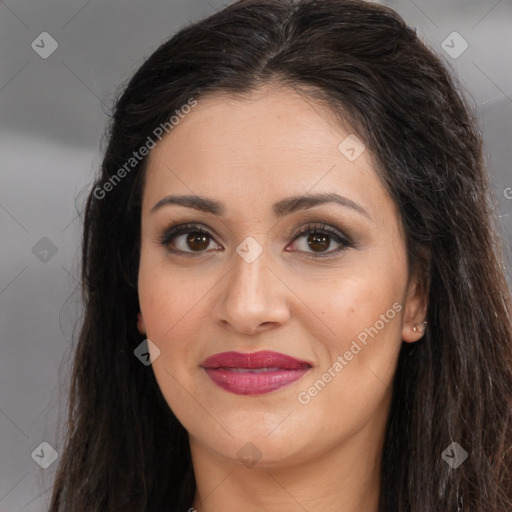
[0,0,511,510]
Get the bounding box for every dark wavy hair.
[48,0,512,510]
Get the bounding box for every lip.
[200,350,312,396]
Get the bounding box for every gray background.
[1,0,511,510]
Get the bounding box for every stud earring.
[412,321,427,333]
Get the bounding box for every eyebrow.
[150,192,371,220]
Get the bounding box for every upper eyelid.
[162,221,346,238]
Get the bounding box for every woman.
[48,0,512,510]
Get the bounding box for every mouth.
[200,350,312,395]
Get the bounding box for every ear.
[137,311,146,335]
[401,268,428,343]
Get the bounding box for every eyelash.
[158,222,353,259]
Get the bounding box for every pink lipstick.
[200,350,312,395]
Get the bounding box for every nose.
[211,244,290,336]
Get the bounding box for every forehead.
[154,85,351,158]
[142,85,395,226]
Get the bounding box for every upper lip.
[200,350,312,370]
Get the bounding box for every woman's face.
[137,84,425,468]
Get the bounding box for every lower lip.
[203,367,310,395]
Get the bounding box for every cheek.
[138,259,211,341]
[295,259,405,405]
[295,261,404,346]
[292,278,403,445]
[137,272,201,399]
[137,267,208,421]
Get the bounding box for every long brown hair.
[48,1,512,510]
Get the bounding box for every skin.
[136,83,427,512]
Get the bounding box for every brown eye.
[159,221,352,258]
[306,233,330,252]
[159,223,220,254]
[184,232,210,251]
[289,223,352,258]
